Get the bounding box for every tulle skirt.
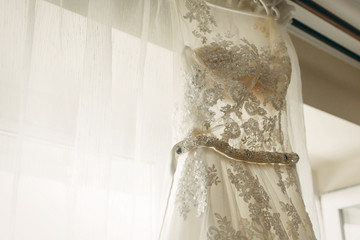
[159,147,316,240]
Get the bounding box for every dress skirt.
[159,147,316,240]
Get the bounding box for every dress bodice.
[172,0,295,158]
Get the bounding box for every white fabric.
[0,0,172,239]
[0,0,319,239]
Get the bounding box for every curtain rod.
[291,19,360,62]
[290,0,360,41]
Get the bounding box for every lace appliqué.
[285,166,302,194]
[180,31,291,152]
[280,200,302,240]
[207,213,252,240]
[228,161,288,238]
[203,163,315,239]
[274,164,303,195]
[183,0,216,43]
[175,153,220,220]
[274,164,287,193]
[207,212,287,240]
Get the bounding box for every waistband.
[172,135,299,166]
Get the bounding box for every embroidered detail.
[195,37,262,88]
[179,32,291,152]
[202,162,316,239]
[175,152,220,220]
[228,162,269,204]
[184,0,216,43]
[284,166,302,194]
[207,213,250,240]
[207,164,221,186]
[227,161,288,238]
[203,83,224,106]
[274,164,287,193]
[221,121,241,141]
[280,200,302,240]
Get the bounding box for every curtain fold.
[66,0,113,239]
[0,0,319,239]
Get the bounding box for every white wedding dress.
[159,0,317,239]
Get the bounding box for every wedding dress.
[159,0,317,239]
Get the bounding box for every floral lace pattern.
[205,160,315,239]
[280,201,302,240]
[171,147,316,239]
[228,160,289,238]
[175,152,221,220]
[184,0,216,43]
[180,32,291,152]
[174,0,292,155]
[207,213,252,240]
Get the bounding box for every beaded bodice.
[173,0,294,158]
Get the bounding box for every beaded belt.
[171,135,299,169]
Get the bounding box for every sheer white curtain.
[0,0,173,239]
[0,0,319,239]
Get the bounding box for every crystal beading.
[174,135,299,165]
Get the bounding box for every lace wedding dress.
[159,0,317,239]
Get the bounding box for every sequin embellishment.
[175,151,220,219]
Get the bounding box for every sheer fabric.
[0,0,319,239]
[0,0,172,239]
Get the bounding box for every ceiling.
[313,0,360,28]
[289,32,360,126]
[290,0,360,58]
[289,1,360,194]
